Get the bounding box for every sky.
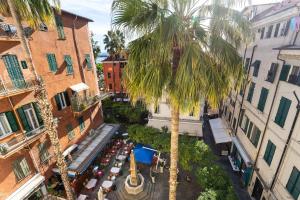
[61,0,280,53]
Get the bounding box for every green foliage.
[103,30,125,58]
[96,63,103,73]
[102,98,148,125]
[91,32,101,60]
[197,189,218,200]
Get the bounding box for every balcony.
[71,94,101,116]
[0,125,45,158]
[0,77,36,97]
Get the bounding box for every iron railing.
[71,94,101,113]
[0,77,36,96]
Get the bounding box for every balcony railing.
[0,77,36,97]
[0,22,18,40]
[0,125,45,157]
[71,94,101,114]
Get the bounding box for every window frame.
[12,157,31,181]
[0,113,12,137]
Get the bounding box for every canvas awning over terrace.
[68,124,119,175]
[70,82,89,92]
[209,118,232,144]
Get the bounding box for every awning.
[52,168,77,178]
[133,144,156,165]
[209,118,232,144]
[68,124,119,174]
[62,144,78,157]
[70,83,89,92]
[6,174,45,200]
[232,137,253,167]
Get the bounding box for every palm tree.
[0,1,74,199]
[103,30,125,93]
[112,0,251,199]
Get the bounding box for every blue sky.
[61,0,280,53]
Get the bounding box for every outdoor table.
[102,180,113,192]
[85,178,97,189]
[77,194,87,200]
[110,167,121,176]
[117,155,126,161]
[101,158,110,163]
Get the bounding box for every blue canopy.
[133,144,156,165]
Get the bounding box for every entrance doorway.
[251,178,263,200]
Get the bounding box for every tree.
[91,32,101,61]
[0,1,74,199]
[103,30,125,93]
[112,0,251,199]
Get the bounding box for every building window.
[77,116,85,132]
[244,58,250,71]
[66,124,75,141]
[246,121,253,138]
[20,61,28,69]
[266,25,273,38]
[250,126,261,147]
[241,115,249,132]
[85,54,92,70]
[2,55,26,89]
[257,87,269,112]
[247,82,256,103]
[253,60,261,77]
[64,55,74,75]
[274,23,280,37]
[109,84,113,90]
[279,64,291,81]
[13,158,31,181]
[263,140,276,166]
[283,19,291,36]
[275,97,291,128]
[260,27,265,39]
[54,92,70,111]
[286,167,300,200]
[108,72,111,79]
[17,103,43,133]
[55,15,65,39]
[233,117,237,129]
[39,142,50,164]
[46,53,58,72]
[288,66,300,85]
[266,63,278,83]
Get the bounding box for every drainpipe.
[249,49,286,189]
[270,91,300,190]
[234,45,257,135]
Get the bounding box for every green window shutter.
[20,61,28,69]
[17,107,31,132]
[253,61,261,77]
[64,55,74,74]
[55,15,65,39]
[66,124,75,141]
[263,140,276,165]
[46,54,58,72]
[279,64,291,81]
[257,87,269,112]
[247,82,256,103]
[33,103,43,126]
[85,54,92,70]
[247,122,253,138]
[275,97,291,127]
[5,111,19,132]
[3,55,26,89]
[286,167,300,199]
[77,116,85,132]
[54,94,62,111]
[253,129,261,147]
[64,91,70,106]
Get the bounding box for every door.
[23,104,39,131]
[252,178,263,200]
[2,55,26,88]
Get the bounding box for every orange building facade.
[102,58,127,94]
[0,11,103,199]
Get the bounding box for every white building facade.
[223,1,300,200]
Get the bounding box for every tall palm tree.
[103,30,125,93]
[0,1,74,199]
[112,0,251,199]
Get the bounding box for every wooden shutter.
[46,54,58,72]
[275,97,291,127]
[16,107,31,132]
[85,54,92,70]
[55,15,65,39]
[5,111,19,132]
[279,65,291,81]
[3,55,26,88]
[258,88,269,112]
[286,167,299,196]
[245,117,250,132]
[253,61,261,77]
[247,82,255,103]
[263,140,272,163]
[247,122,253,138]
[33,103,44,126]
[64,55,73,74]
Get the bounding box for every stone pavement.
[202,118,252,200]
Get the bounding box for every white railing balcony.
[0,77,36,97]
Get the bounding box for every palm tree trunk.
[7,1,74,199]
[169,104,179,200]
